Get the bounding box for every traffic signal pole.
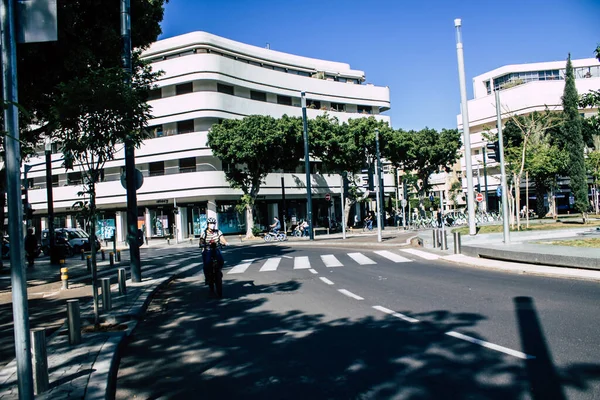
[495,90,510,244]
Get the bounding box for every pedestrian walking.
[24,228,38,267]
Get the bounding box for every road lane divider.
[372,305,419,323]
[319,277,334,285]
[338,289,364,300]
[445,331,535,360]
[309,269,318,274]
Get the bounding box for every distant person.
[24,228,38,268]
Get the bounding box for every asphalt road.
[115,244,600,400]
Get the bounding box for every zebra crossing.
[226,249,440,275]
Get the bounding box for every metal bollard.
[109,252,114,267]
[67,299,81,345]
[167,238,170,245]
[442,230,448,250]
[453,231,462,254]
[437,229,443,248]
[432,229,438,248]
[189,237,193,245]
[118,268,127,295]
[101,278,111,311]
[31,328,49,395]
[80,249,85,260]
[101,249,105,261]
[116,250,121,262]
[61,264,68,290]
[86,255,91,273]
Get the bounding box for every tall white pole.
[375,128,382,243]
[454,18,477,236]
[340,174,346,239]
[496,89,510,243]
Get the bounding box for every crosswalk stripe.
[347,252,376,265]
[260,257,281,272]
[227,260,255,274]
[294,256,311,269]
[373,250,412,263]
[321,254,343,267]
[400,248,440,260]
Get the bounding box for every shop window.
[177,119,194,134]
[179,157,196,173]
[149,161,164,177]
[175,82,193,95]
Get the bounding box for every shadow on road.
[116,277,600,399]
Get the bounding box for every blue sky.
[158,0,600,131]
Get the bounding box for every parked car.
[41,228,101,256]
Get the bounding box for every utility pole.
[375,128,382,243]
[495,89,510,243]
[483,149,489,210]
[1,0,34,396]
[301,92,314,240]
[454,18,477,236]
[121,0,141,281]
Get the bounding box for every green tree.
[384,127,461,205]
[50,64,155,326]
[559,54,589,220]
[207,115,304,238]
[310,116,393,225]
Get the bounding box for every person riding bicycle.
[269,216,281,234]
[199,217,228,287]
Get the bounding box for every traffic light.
[361,165,374,191]
[476,183,481,193]
[486,141,500,162]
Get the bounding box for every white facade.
[456,57,600,211]
[25,31,392,240]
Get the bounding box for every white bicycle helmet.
[207,217,217,224]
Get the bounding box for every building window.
[277,95,292,106]
[52,175,59,188]
[179,157,196,173]
[175,82,193,95]
[330,102,345,112]
[149,161,165,177]
[177,120,194,134]
[67,171,82,186]
[147,125,163,137]
[148,88,161,101]
[357,105,372,114]
[306,100,320,109]
[250,90,267,102]
[217,83,234,95]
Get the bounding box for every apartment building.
[25,31,391,241]
[456,57,600,212]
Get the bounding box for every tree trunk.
[89,182,100,328]
[245,203,254,239]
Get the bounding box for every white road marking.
[372,305,419,323]
[373,251,412,263]
[227,260,255,274]
[338,289,364,300]
[294,256,311,269]
[445,331,535,360]
[282,255,293,259]
[319,277,335,285]
[400,248,440,260]
[321,254,343,267]
[260,257,281,272]
[309,269,318,274]
[347,252,376,265]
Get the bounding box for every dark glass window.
[250,90,267,102]
[149,161,165,177]
[175,82,193,95]
[148,88,162,101]
[67,171,82,185]
[357,105,372,114]
[277,95,292,106]
[217,83,234,95]
[306,100,321,109]
[51,175,59,188]
[177,120,194,134]
[330,102,345,112]
[179,157,196,173]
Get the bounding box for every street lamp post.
[454,18,477,236]
[375,128,383,243]
[301,92,314,240]
[44,140,58,264]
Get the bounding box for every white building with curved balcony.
[457,57,600,212]
[25,31,391,242]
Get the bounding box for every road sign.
[325,193,331,201]
[121,169,144,191]
[476,192,484,202]
[401,199,407,208]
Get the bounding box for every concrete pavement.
[0,224,598,398]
